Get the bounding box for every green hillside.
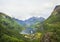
[1,5,60,42]
[0,12,25,42]
[0,12,41,42]
[41,5,60,42]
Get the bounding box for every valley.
[0,5,60,42]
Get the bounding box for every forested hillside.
[0,13,25,42]
[40,5,60,42]
[0,5,60,42]
[0,13,42,42]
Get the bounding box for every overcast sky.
[0,0,60,20]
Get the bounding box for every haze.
[0,0,60,20]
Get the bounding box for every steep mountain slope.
[0,12,25,42]
[41,5,60,42]
[0,12,24,31]
[43,5,60,31]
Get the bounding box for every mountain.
[0,12,25,42]
[0,12,24,31]
[0,12,42,42]
[14,18,26,27]
[15,17,45,34]
[1,5,60,42]
[43,5,60,30]
[40,5,60,42]
[24,17,45,26]
[15,17,45,27]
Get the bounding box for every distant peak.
[30,16,37,18]
[30,16,44,19]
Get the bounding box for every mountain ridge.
[15,16,45,27]
[40,5,60,42]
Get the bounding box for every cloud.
[0,0,60,20]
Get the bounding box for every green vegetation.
[40,5,60,42]
[0,12,41,42]
[0,5,60,42]
[0,13,25,42]
[33,5,60,42]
